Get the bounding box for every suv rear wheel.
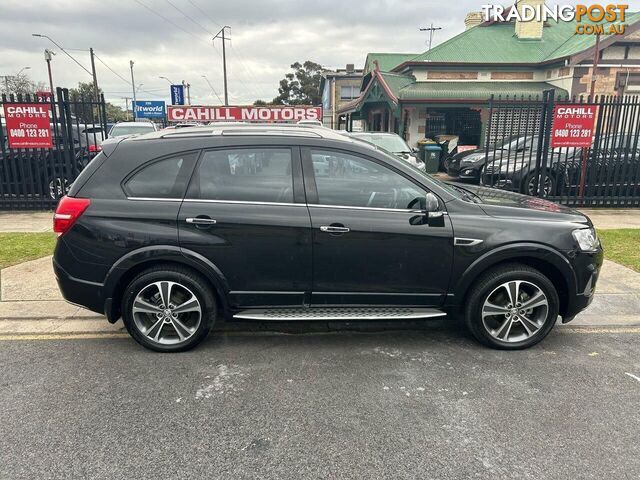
[464,263,559,349]
[122,266,216,352]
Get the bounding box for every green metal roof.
[408,14,640,65]
[364,53,419,74]
[378,72,414,97]
[398,82,568,100]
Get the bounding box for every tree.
[105,103,128,122]
[272,61,325,105]
[253,99,268,106]
[0,72,40,97]
[69,81,99,102]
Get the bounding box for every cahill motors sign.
[550,104,598,148]
[481,3,629,35]
[2,103,52,149]
[167,105,322,123]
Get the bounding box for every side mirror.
[425,192,440,212]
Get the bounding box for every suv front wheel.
[122,266,216,352]
[464,263,559,349]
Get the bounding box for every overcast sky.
[1,0,639,108]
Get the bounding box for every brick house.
[338,1,640,149]
[319,64,363,129]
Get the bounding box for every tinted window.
[188,148,293,203]
[125,153,196,198]
[311,150,426,209]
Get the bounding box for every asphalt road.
[1,323,639,479]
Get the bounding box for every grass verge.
[0,232,57,269]
[598,228,640,273]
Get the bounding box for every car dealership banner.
[135,100,166,119]
[2,103,53,149]
[550,104,597,148]
[167,105,322,123]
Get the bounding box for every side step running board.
[233,307,446,321]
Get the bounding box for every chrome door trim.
[127,197,183,202]
[182,198,305,207]
[309,203,449,214]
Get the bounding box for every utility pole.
[122,97,132,120]
[44,49,56,99]
[419,24,443,51]
[213,26,230,106]
[89,48,99,101]
[130,60,137,120]
[183,80,191,105]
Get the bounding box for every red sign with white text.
[167,105,322,123]
[550,104,597,148]
[3,103,53,149]
[35,90,53,102]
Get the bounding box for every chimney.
[464,12,483,30]
[346,63,355,73]
[515,0,545,40]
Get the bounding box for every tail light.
[53,196,91,235]
[89,144,102,153]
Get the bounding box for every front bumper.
[562,247,604,322]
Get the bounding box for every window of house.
[124,153,197,198]
[340,85,359,101]
[188,148,293,203]
[311,150,426,210]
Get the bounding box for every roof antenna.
[419,23,443,51]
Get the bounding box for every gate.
[0,88,108,210]
[483,91,640,207]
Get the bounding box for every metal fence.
[482,90,640,208]
[0,88,107,210]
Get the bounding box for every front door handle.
[320,225,350,234]
[186,216,217,227]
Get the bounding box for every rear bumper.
[53,258,105,316]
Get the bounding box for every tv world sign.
[134,100,166,119]
[167,105,322,123]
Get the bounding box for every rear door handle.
[320,225,350,233]
[186,217,217,225]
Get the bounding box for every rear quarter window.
[123,152,198,199]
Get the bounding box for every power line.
[186,0,223,29]
[93,53,132,86]
[165,0,215,36]
[132,0,209,46]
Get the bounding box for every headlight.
[572,228,600,251]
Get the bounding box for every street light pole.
[213,26,230,106]
[44,49,55,99]
[130,60,137,120]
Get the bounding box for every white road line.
[625,372,640,383]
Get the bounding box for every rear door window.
[187,148,294,203]
[123,152,198,199]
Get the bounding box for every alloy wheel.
[527,174,553,197]
[132,280,202,345]
[49,177,70,200]
[481,280,549,343]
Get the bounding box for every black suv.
[53,124,603,352]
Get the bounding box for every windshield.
[110,124,155,137]
[353,134,412,153]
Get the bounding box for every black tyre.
[524,171,555,197]
[464,263,559,350]
[121,265,216,352]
